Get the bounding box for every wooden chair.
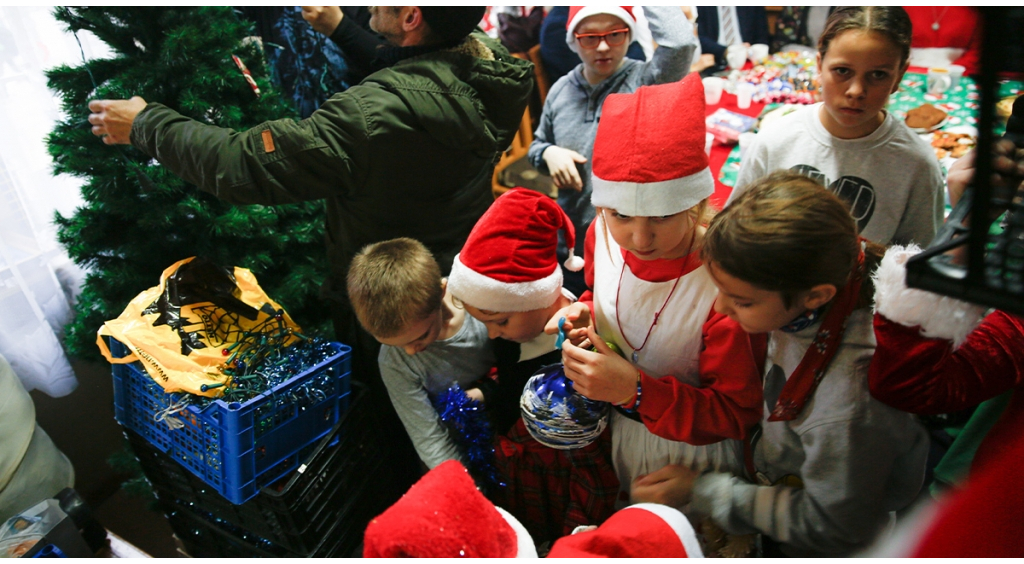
[526,44,551,106]
[491,106,542,199]
[491,50,556,199]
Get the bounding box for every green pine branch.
[48,7,331,359]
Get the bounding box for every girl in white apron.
[555,74,764,510]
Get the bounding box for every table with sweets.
[707,51,1023,210]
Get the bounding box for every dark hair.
[703,171,882,308]
[419,6,487,45]
[818,6,913,65]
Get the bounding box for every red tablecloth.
[705,93,765,209]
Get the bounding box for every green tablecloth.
[718,73,1024,190]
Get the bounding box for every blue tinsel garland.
[431,384,505,491]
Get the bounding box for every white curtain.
[0,6,112,396]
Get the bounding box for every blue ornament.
[520,363,609,450]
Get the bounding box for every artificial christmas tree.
[46,7,331,359]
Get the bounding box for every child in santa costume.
[446,188,619,545]
[362,459,704,558]
[631,171,929,557]
[551,74,764,509]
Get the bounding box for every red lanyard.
[768,244,867,422]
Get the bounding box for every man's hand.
[631,464,701,507]
[87,97,147,145]
[302,6,343,36]
[948,139,1022,207]
[542,145,588,191]
[691,53,716,74]
[561,326,636,403]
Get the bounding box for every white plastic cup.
[736,82,756,109]
[927,68,952,95]
[703,77,725,105]
[948,64,966,86]
[705,131,715,156]
[748,43,769,64]
[726,44,748,70]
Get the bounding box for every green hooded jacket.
[131,32,533,303]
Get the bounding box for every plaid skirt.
[491,418,620,545]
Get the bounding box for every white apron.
[590,215,746,503]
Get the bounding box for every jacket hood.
[365,33,534,157]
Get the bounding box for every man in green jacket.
[89,6,533,490]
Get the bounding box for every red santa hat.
[362,460,537,558]
[590,73,714,217]
[565,6,637,54]
[547,503,704,558]
[448,188,583,313]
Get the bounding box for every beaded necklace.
[613,233,697,364]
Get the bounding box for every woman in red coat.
[904,6,982,75]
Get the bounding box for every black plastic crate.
[906,8,1024,314]
[167,462,382,558]
[126,382,402,555]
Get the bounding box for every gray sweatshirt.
[527,6,697,264]
[729,103,943,247]
[690,309,929,557]
[378,314,494,469]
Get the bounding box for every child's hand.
[561,326,636,403]
[544,302,593,347]
[630,464,700,507]
[542,145,588,191]
[465,387,484,403]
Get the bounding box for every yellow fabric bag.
[96,257,301,397]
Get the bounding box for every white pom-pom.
[564,253,585,272]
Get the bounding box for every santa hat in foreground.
[449,188,582,313]
[590,73,714,217]
[565,6,637,54]
[362,460,536,558]
[548,503,704,558]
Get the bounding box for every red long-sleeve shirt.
[869,310,1024,472]
[579,220,765,444]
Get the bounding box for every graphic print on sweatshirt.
[790,165,876,231]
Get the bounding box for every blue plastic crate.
[109,338,350,504]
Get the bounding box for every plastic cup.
[927,68,952,95]
[703,77,725,105]
[726,44,748,70]
[705,132,714,156]
[948,64,966,86]
[748,43,769,64]
[736,82,756,109]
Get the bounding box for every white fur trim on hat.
[565,6,637,54]
[449,253,563,313]
[872,244,988,349]
[494,507,538,558]
[590,168,714,217]
[628,503,705,558]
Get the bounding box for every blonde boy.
[347,238,494,469]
